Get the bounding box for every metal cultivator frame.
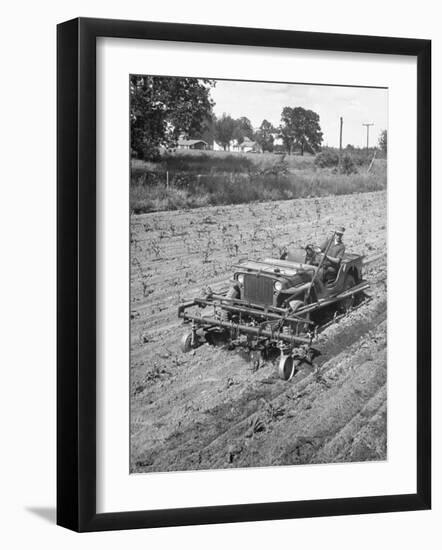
[178,280,370,379]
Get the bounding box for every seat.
[324,267,339,286]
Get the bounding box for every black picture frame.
[57,17,431,532]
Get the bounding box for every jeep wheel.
[220,286,239,322]
[180,332,194,353]
[278,354,301,381]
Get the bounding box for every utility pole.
[338,116,343,170]
[339,117,343,153]
[362,123,374,150]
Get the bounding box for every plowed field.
[130,190,387,472]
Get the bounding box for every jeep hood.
[233,257,316,277]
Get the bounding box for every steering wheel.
[305,244,325,266]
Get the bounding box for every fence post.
[338,116,343,171]
[166,170,169,188]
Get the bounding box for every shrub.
[346,149,372,166]
[160,152,255,174]
[142,142,162,162]
[314,149,339,168]
[341,154,358,175]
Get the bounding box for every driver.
[315,226,346,282]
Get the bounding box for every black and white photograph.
[129,75,388,473]
[0,0,435,542]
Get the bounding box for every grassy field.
[130,150,387,214]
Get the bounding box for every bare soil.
[130,190,387,473]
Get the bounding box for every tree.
[193,114,216,147]
[214,113,236,150]
[232,117,254,145]
[255,119,275,152]
[130,75,215,160]
[279,106,323,155]
[378,129,387,156]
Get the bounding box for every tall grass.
[130,168,387,214]
[130,151,386,214]
[131,150,315,177]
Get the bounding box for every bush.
[315,147,378,168]
[160,152,255,174]
[346,148,372,166]
[142,142,162,162]
[341,154,358,175]
[314,149,340,168]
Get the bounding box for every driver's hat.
[335,226,345,235]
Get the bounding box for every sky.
[209,79,388,148]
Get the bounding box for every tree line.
[130,75,386,160]
[198,108,323,155]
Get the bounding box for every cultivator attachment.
[178,279,369,380]
[179,294,313,344]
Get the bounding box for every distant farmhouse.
[271,134,284,148]
[212,140,228,152]
[172,130,286,154]
[235,138,261,153]
[178,135,263,153]
[177,138,208,150]
[213,138,262,153]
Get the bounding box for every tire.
[339,274,355,313]
[220,286,239,322]
[278,355,301,381]
[180,332,193,353]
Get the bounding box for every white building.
[271,133,284,147]
[212,140,230,151]
[212,138,261,153]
